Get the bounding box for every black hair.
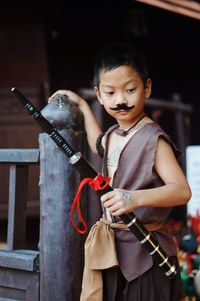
[93,43,149,87]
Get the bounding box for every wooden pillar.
[7,164,28,250]
[39,95,86,301]
[172,93,191,170]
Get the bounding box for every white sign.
[186,145,200,216]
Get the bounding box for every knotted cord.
[70,174,111,234]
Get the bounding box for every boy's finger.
[48,93,57,101]
[48,90,68,101]
[101,191,115,202]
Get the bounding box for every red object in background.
[189,211,200,237]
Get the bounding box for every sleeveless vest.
[101,122,180,281]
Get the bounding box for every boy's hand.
[48,89,102,154]
[101,189,135,216]
[48,90,84,107]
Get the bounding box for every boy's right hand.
[48,89,102,154]
[48,90,84,107]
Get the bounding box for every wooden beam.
[135,0,200,20]
[0,149,39,164]
[164,0,200,12]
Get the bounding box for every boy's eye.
[127,88,136,93]
[104,91,114,96]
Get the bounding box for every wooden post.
[7,164,28,250]
[0,148,39,250]
[39,95,86,301]
[172,94,187,153]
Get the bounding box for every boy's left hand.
[101,189,134,216]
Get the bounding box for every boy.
[49,43,191,301]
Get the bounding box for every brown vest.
[101,122,180,281]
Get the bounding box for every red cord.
[70,174,111,234]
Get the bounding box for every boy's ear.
[145,79,152,98]
[94,86,103,105]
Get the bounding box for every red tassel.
[70,174,111,234]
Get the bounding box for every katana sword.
[11,87,177,279]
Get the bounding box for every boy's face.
[94,65,151,128]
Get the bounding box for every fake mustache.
[109,104,135,111]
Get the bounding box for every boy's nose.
[115,93,127,105]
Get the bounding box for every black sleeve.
[96,133,105,158]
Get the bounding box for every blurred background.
[0,0,200,298]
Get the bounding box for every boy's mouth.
[109,104,135,111]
